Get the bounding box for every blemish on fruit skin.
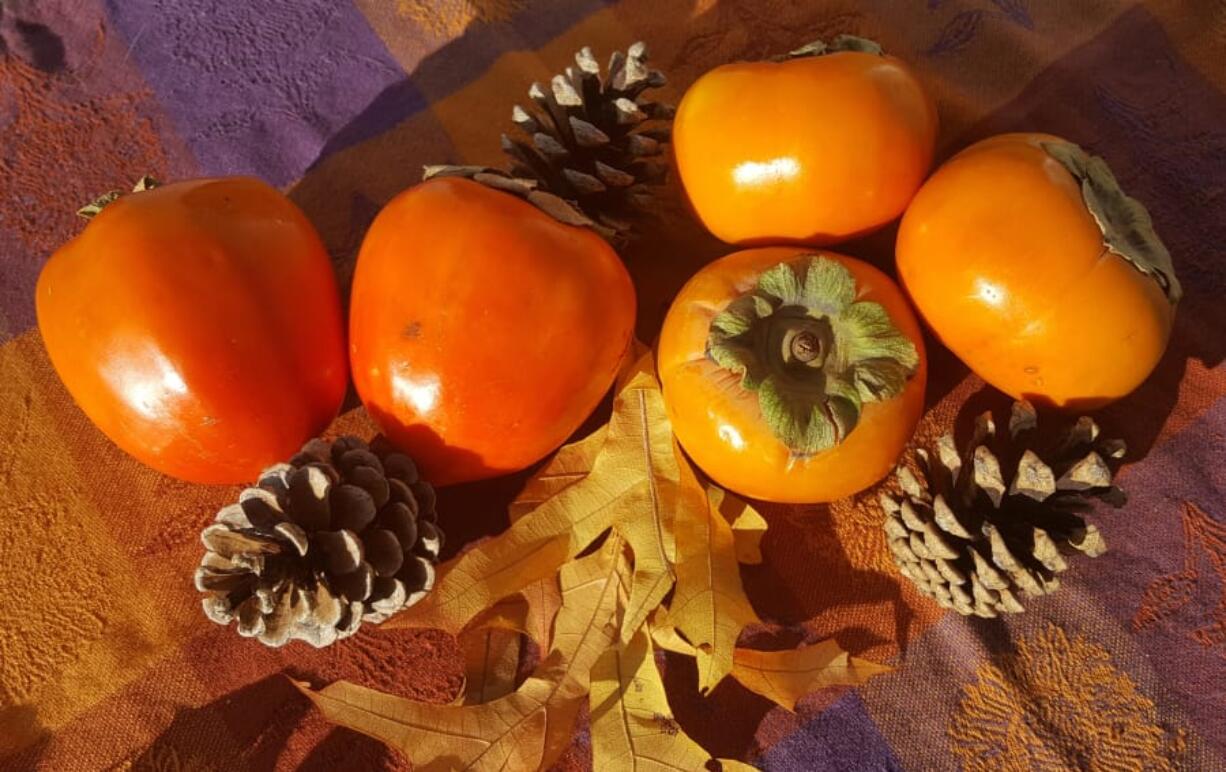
[402,321,422,340]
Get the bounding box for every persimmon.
[36,177,348,484]
[349,176,636,486]
[896,133,1181,409]
[658,246,926,503]
[673,35,937,246]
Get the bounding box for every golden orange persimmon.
[673,35,937,246]
[349,177,636,486]
[896,133,1181,409]
[36,178,348,484]
[658,246,927,503]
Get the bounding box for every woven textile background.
[2,1,1225,769]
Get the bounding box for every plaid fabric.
[2,1,1225,769]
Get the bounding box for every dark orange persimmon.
[36,177,348,484]
[673,35,937,246]
[897,133,1180,409]
[659,246,926,503]
[349,177,636,486]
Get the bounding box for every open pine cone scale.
[425,41,673,242]
[196,436,442,647]
[502,42,672,218]
[882,401,1125,618]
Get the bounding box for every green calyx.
[776,34,884,62]
[1040,140,1182,305]
[708,256,919,457]
[77,175,161,220]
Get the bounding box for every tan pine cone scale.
[424,41,673,242]
[881,401,1125,618]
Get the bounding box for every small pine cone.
[195,435,443,647]
[424,41,672,243]
[881,401,1126,618]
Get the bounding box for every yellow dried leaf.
[611,353,679,642]
[731,641,892,712]
[386,533,571,635]
[648,608,698,658]
[590,627,712,771]
[509,427,606,523]
[296,538,627,771]
[458,627,522,704]
[670,453,762,693]
[718,760,761,771]
[387,351,678,638]
[466,576,562,648]
[711,486,768,565]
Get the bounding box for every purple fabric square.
[1079,395,1226,752]
[102,0,419,185]
[761,692,903,772]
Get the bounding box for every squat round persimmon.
[673,35,937,246]
[896,133,1180,409]
[658,246,926,503]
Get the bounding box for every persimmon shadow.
[742,504,916,655]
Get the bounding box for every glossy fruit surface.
[658,246,926,503]
[673,42,937,246]
[896,133,1179,409]
[36,177,348,484]
[349,177,636,486]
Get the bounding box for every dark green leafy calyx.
[77,175,161,220]
[708,256,919,457]
[776,34,884,62]
[1040,140,1181,305]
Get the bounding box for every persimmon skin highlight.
[896,132,1175,410]
[659,246,927,504]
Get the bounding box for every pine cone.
[425,41,672,243]
[881,401,1126,618]
[195,435,443,647]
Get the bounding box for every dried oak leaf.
[465,575,563,649]
[649,607,699,657]
[458,626,523,705]
[591,625,764,771]
[731,641,892,712]
[295,537,628,771]
[717,488,768,566]
[670,454,764,693]
[508,426,606,523]
[590,627,712,769]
